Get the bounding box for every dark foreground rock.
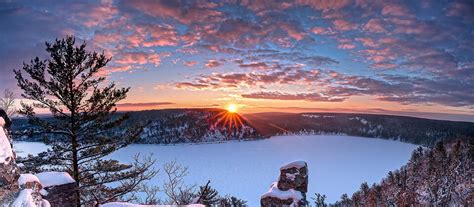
[261,161,309,207]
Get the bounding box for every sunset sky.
[0,0,473,120]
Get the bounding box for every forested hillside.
[244,113,474,147]
[12,110,474,147]
[330,139,473,206]
[12,109,262,144]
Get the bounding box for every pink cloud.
[371,62,398,69]
[125,24,179,48]
[175,82,210,89]
[127,0,223,25]
[115,52,162,67]
[338,43,356,49]
[241,91,345,102]
[239,62,268,70]
[205,60,223,68]
[356,38,378,47]
[332,19,357,31]
[94,33,122,44]
[296,0,350,11]
[446,1,474,21]
[280,24,306,41]
[363,19,387,33]
[183,61,198,67]
[311,27,326,34]
[382,3,410,16]
[80,0,118,28]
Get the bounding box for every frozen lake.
[15,135,418,206]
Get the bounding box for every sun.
[226,103,237,113]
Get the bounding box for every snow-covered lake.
[15,135,418,206]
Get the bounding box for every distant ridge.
[12,109,474,147]
[243,112,474,147]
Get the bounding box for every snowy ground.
[15,135,418,206]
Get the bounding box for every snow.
[261,182,303,205]
[41,200,51,207]
[12,189,50,207]
[35,172,75,187]
[285,172,298,181]
[39,189,48,196]
[15,135,418,206]
[280,160,306,170]
[12,189,37,207]
[349,117,369,125]
[302,114,320,118]
[101,202,205,207]
[0,117,14,164]
[18,174,40,186]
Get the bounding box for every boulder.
[278,161,308,193]
[261,161,309,207]
[36,172,77,207]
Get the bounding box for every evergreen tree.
[313,193,327,207]
[335,193,352,207]
[14,36,156,206]
[195,180,219,206]
[218,195,248,207]
[332,140,472,206]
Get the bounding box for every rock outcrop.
[36,172,77,207]
[261,161,309,207]
[13,173,50,207]
[0,111,21,204]
[0,111,77,207]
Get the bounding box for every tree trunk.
[71,133,81,207]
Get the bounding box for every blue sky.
[0,0,473,119]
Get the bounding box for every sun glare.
[227,103,237,113]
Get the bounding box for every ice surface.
[35,172,75,187]
[16,135,418,206]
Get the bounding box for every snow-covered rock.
[261,182,304,206]
[261,161,308,206]
[18,174,42,189]
[11,189,50,207]
[35,172,77,207]
[0,111,70,207]
[278,161,308,193]
[35,172,75,188]
[0,115,21,203]
[0,117,14,164]
[280,160,306,171]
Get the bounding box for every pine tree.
[332,140,472,206]
[14,36,156,206]
[195,180,219,206]
[218,195,248,207]
[313,193,327,207]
